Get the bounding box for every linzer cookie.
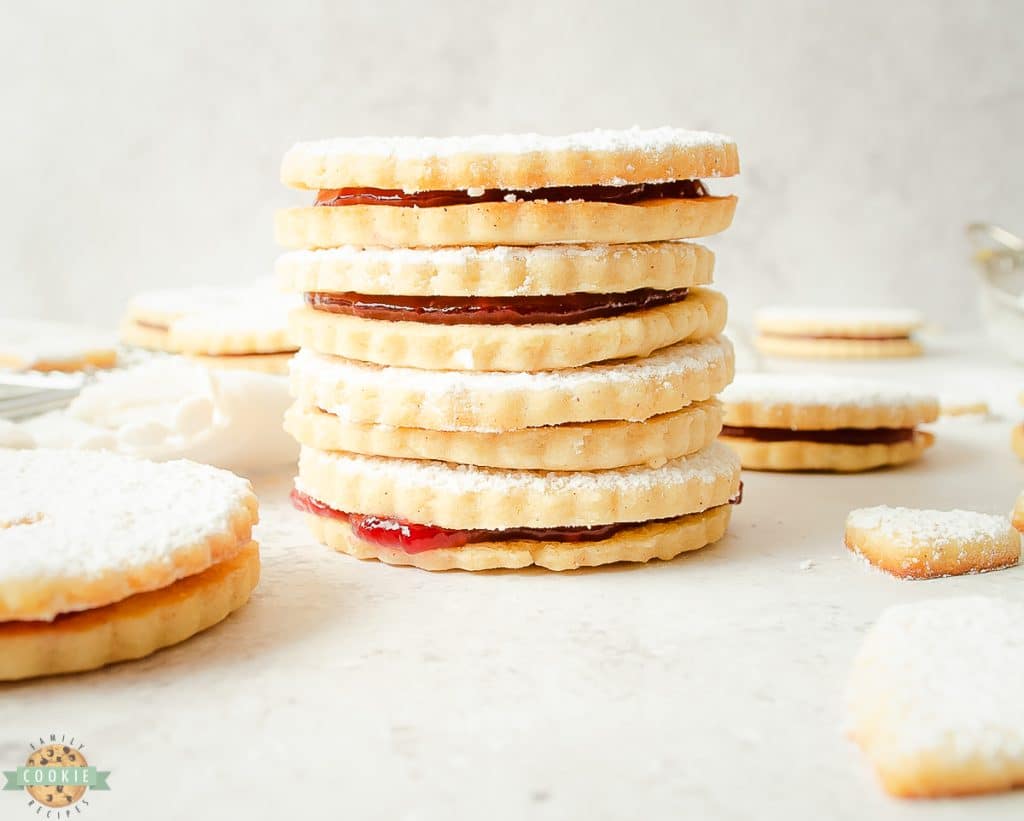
[720,373,938,472]
[847,596,1024,797]
[754,307,924,359]
[120,286,299,373]
[0,319,117,372]
[845,506,1020,579]
[0,449,259,680]
[277,127,738,248]
[277,126,742,570]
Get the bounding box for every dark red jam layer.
[304,287,689,326]
[291,487,740,554]
[721,426,916,445]
[761,332,910,342]
[314,179,708,208]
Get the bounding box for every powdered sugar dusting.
[756,306,923,329]
[721,373,934,409]
[847,506,1014,547]
[847,596,1024,764]
[0,449,253,587]
[298,440,739,496]
[286,127,733,163]
[0,319,115,368]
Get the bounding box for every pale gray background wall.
[2,0,1021,328]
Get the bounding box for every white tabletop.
[3,333,1024,820]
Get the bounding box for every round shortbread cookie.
[1012,489,1024,532]
[289,336,734,431]
[845,506,1020,579]
[1012,424,1024,461]
[0,542,259,680]
[0,319,116,372]
[0,449,258,621]
[721,373,939,429]
[284,399,722,471]
[290,287,726,372]
[755,307,923,337]
[276,241,714,297]
[296,440,740,530]
[304,504,732,572]
[275,196,736,249]
[723,432,934,472]
[754,335,922,359]
[847,596,1024,797]
[281,127,739,191]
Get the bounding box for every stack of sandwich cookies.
[720,373,938,472]
[278,127,743,570]
[754,307,924,359]
[120,286,298,373]
[0,449,260,680]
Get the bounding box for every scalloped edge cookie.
[284,399,722,471]
[754,335,922,359]
[289,336,734,431]
[844,506,1020,579]
[290,287,727,371]
[0,542,260,680]
[302,504,732,572]
[188,352,293,375]
[0,320,117,373]
[281,127,739,191]
[721,432,934,473]
[756,307,923,337]
[276,241,715,297]
[275,197,737,249]
[296,440,740,530]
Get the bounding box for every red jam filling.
[291,487,741,554]
[313,179,708,207]
[304,287,690,326]
[761,332,910,342]
[721,426,916,445]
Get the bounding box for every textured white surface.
[847,596,1024,762]
[3,339,1024,819]
[0,449,251,582]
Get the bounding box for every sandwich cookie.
[0,319,116,372]
[292,441,741,571]
[0,449,259,679]
[276,127,738,248]
[845,506,1020,579]
[847,596,1024,797]
[720,373,938,472]
[754,307,924,359]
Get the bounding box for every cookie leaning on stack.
[0,449,260,680]
[277,127,743,570]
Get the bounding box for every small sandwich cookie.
[291,441,741,571]
[845,506,1020,578]
[276,127,739,248]
[120,287,299,374]
[719,373,938,472]
[0,319,117,372]
[0,449,260,680]
[847,596,1024,797]
[754,307,924,359]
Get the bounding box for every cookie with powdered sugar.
[0,449,260,680]
[0,319,117,372]
[719,373,938,472]
[276,127,738,248]
[845,506,1020,579]
[847,596,1024,796]
[291,441,741,571]
[754,306,924,359]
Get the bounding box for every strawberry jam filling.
[291,487,741,554]
[721,426,916,445]
[761,332,910,342]
[304,287,689,325]
[314,179,708,207]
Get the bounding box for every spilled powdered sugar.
[721,373,934,410]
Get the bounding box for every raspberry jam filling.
[313,179,708,208]
[761,332,910,342]
[291,487,741,554]
[720,426,916,445]
[304,287,690,326]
